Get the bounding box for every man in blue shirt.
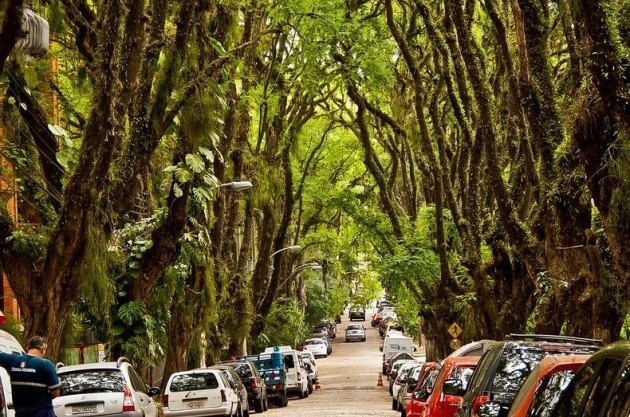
[0,336,60,417]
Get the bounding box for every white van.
[262,346,309,398]
[381,333,414,374]
[0,330,25,417]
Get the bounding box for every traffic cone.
[377,372,384,386]
[316,379,321,389]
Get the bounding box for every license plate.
[71,405,98,414]
[186,401,203,408]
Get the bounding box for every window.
[59,370,126,395]
[555,362,598,417]
[127,366,147,393]
[527,370,576,417]
[170,373,219,391]
[491,348,546,394]
[604,360,630,416]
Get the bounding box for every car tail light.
[161,394,169,404]
[220,389,227,402]
[122,385,136,412]
[250,379,259,389]
[297,371,302,381]
[471,395,490,417]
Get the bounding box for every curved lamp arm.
[270,244,301,259]
[278,262,322,288]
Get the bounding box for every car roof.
[534,354,592,374]
[56,360,129,373]
[583,340,630,362]
[446,355,481,365]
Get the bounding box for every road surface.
[264,308,400,417]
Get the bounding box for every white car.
[162,368,240,417]
[54,358,160,417]
[302,338,328,358]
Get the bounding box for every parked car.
[546,340,630,417]
[387,352,416,379]
[300,356,316,393]
[245,353,288,408]
[209,365,250,417]
[300,351,319,380]
[392,363,422,411]
[455,334,603,417]
[389,357,418,394]
[303,338,328,358]
[54,357,161,417]
[161,368,240,417]
[371,306,395,327]
[220,359,269,413]
[506,354,591,417]
[0,330,25,417]
[261,346,309,399]
[345,324,367,342]
[405,362,440,417]
[349,307,366,321]
[420,356,480,417]
[397,360,432,414]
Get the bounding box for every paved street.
[264,308,397,417]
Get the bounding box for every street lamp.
[269,244,301,259]
[278,262,322,288]
[211,180,253,191]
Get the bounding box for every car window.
[415,368,439,401]
[232,363,252,379]
[606,360,630,416]
[467,349,498,394]
[283,354,295,369]
[490,348,546,393]
[305,340,322,345]
[450,365,476,391]
[581,358,622,417]
[526,370,576,417]
[127,366,147,393]
[555,361,598,417]
[170,373,220,391]
[59,370,126,395]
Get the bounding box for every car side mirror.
[380,346,383,352]
[442,379,465,396]
[148,387,161,397]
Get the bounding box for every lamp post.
[211,180,253,191]
[278,262,322,289]
[269,244,301,259]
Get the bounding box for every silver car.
[54,358,160,417]
[345,324,367,342]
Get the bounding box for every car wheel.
[282,394,289,407]
[255,398,264,413]
[308,381,314,394]
[401,408,406,417]
[298,389,305,399]
[243,405,250,417]
[263,398,268,411]
[389,386,393,395]
[392,399,398,411]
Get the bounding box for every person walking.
[0,336,60,417]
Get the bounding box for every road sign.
[450,338,462,350]
[447,322,463,339]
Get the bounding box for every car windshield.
[58,370,126,395]
[305,340,323,345]
[170,373,220,391]
[347,325,362,331]
[231,363,253,378]
[491,348,547,394]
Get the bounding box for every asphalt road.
[263,308,397,417]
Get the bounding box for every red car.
[405,362,439,417]
[420,356,479,417]
[506,354,591,417]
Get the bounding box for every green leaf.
[185,154,205,173]
[174,167,192,183]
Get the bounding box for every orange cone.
[316,379,321,389]
[377,372,384,386]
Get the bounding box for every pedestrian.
[0,335,60,417]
